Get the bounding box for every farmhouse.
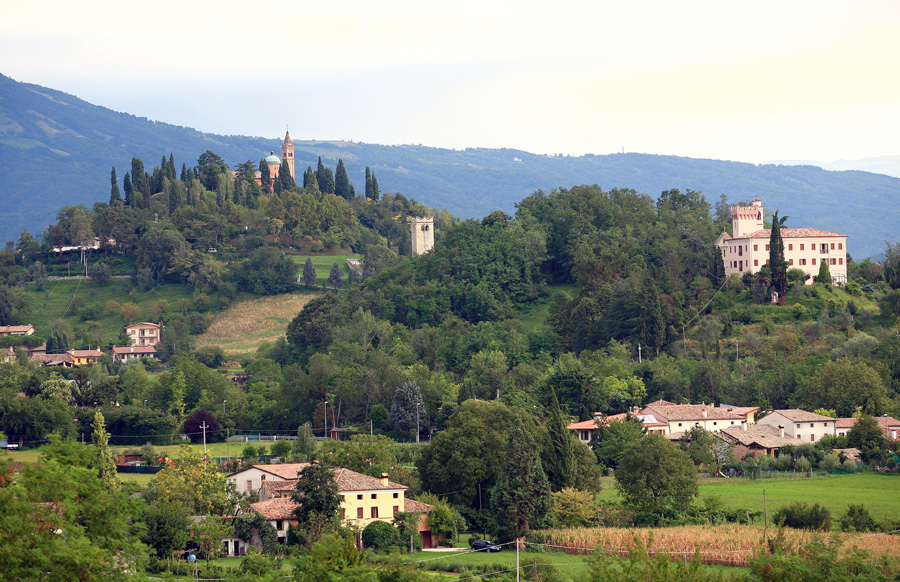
[757,409,836,442]
[716,423,800,458]
[124,322,161,347]
[640,400,750,436]
[835,416,900,441]
[111,345,156,363]
[567,409,667,445]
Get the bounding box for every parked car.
[470,539,502,552]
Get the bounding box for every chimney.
[778,425,785,438]
[380,472,389,487]
[702,409,708,418]
[742,422,748,431]
[632,406,640,415]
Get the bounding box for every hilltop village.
[1,144,899,581]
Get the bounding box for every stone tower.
[410,216,435,255]
[281,130,295,181]
[730,198,764,237]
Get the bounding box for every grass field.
[194,293,316,355]
[595,472,900,522]
[289,254,362,288]
[517,283,580,333]
[24,278,195,345]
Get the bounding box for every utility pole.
[516,538,520,582]
[638,343,642,363]
[200,421,208,455]
[763,489,768,529]
[324,400,328,440]
[416,401,420,444]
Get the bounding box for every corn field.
[534,525,900,567]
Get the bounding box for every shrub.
[839,504,878,532]
[792,304,807,320]
[361,520,401,552]
[773,501,831,531]
[270,439,292,460]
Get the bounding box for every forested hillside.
[3,72,900,258]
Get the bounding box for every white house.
[757,409,836,443]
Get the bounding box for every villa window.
[789,259,793,265]
[754,260,758,266]
[371,507,379,519]
[766,244,770,251]
[753,244,758,251]
[831,243,835,250]
[839,258,843,264]
[800,244,804,250]
[812,258,816,265]
[838,243,843,250]
[393,506,399,517]
[357,507,364,519]
[788,244,793,250]
[371,494,377,500]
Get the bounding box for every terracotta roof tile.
[734,228,846,240]
[718,424,799,448]
[404,499,434,513]
[764,409,835,423]
[566,419,599,430]
[641,403,743,422]
[250,498,297,520]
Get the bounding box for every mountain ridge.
[1,72,898,259]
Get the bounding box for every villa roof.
[641,403,743,422]
[111,346,156,355]
[29,353,74,366]
[764,409,836,423]
[0,325,35,334]
[66,349,103,358]
[231,463,408,492]
[732,228,846,240]
[566,419,599,430]
[718,424,799,449]
[250,498,297,520]
[404,499,434,514]
[125,321,160,329]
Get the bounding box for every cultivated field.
[596,473,900,522]
[537,524,900,567]
[194,293,316,355]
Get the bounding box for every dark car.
[470,539,502,552]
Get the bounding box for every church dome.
[265,151,281,166]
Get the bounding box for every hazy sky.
[2,0,898,163]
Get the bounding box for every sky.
[2,0,898,164]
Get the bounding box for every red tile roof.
[67,349,103,358]
[718,424,799,449]
[111,346,156,355]
[642,403,743,422]
[764,409,835,423]
[250,498,297,520]
[566,419,599,430]
[0,325,35,334]
[733,228,846,240]
[404,499,434,513]
[29,353,75,366]
[233,463,407,492]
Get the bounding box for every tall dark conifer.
[123,172,133,207]
[109,168,122,205]
[371,174,379,201]
[490,424,552,541]
[365,166,373,200]
[316,157,334,194]
[334,159,353,200]
[545,391,577,491]
[259,159,271,192]
[279,159,295,191]
[769,210,788,295]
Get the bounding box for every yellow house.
[227,463,436,548]
[65,349,103,367]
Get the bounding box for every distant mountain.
[772,156,900,180]
[2,73,899,259]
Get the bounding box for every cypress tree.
[303,257,316,289]
[181,163,189,184]
[278,159,294,192]
[316,157,334,194]
[769,210,788,295]
[109,167,122,205]
[123,172,133,207]
[328,262,342,290]
[371,174,379,201]
[92,411,118,488]
[259,159,271,192]
[490,424,552,541]
[818,259,832,285]
[334,159,353,200]
[365,166,373,200]
[545,391,577,491]
[303,166,319,192]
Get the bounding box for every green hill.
[2,73,899,258]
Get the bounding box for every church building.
[715,199,847,285]
[255,131,295,189]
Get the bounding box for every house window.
[810,423,814,427]
[788,244,793,250]
[839,258,843,265]
[277,520,283,531]
[766,244,770,251]
[789,259,793,265]
[753,244,758,251]
[831,243,835,250]
[800,244,804,251]
[738,246,743,256]
[357,494,363,500]
[765,259,769,265]
[393,493,399,499]
[713,422,717,426]
[812,258,816,265]
[357,507,364,519]
[371,507,379,519]
[799,259,806,265]
[246,480,252,491]
[838,243,843,250]
[371,494,377,500]
[678,423,682,427]
[754,260,758,266]
[811,435,815,442]
[260,475,266,481]
[393,505,399,517]
[796,424,800,428]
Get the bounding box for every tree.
[154,443,229,515]
[614,434,698,515]
[544,391,577,491]
[123,171,133,206]
[293,422,316,461]
[279,159,295,192]
[798,360,886,417]
[192,514,232,564]
[290,463,341,547]
[551,488,595,527]
[592,415,644,469]
[328,262,342,290]
[316,157,335,194]
[334,159,353,200]
[143,501,191,559]
[389,381,428,439]
[236,246,299,295]
[490,424,552,541]
[768,210,788,296]
[91,411,118,488]
[817,260,833,285]
[847,414,889,465]
[361,519,401,552]
[303,257,317,289]
[393,510,422,553]
[234,510,278,554]
[90,261,111,287]
[109,167,122,205]
[182,409,222,444]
